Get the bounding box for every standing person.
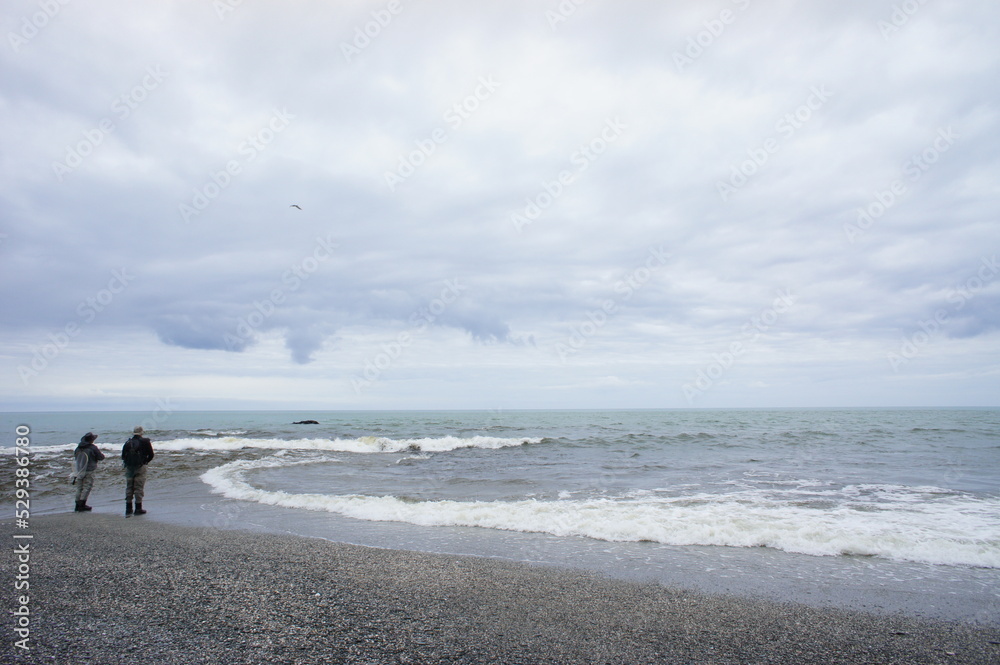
[122,426,155,517]
[72,432,105,512]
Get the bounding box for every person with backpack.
[122,426,155,517]
[71,432,105,512]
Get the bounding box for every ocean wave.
[153,435,541,454]
[191,429,248,437]
[0,434,540,462]
[201,457,1000,569]
[2,443,78,457]
[673,432,716,441]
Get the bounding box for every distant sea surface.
[4,408,999,621]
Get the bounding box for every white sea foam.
[191,429,247,437]
[154,435,540,454]
[2,434,539,461]
[201,456,1000,569]
[3,443,78,456]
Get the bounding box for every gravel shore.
[4,513,999,664]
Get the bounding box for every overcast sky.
[2,0,998,412]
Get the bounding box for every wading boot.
[81,502,93,511]
[134,502,146,516]
[125,500,133,517]
[74,500,85,512]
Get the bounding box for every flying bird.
[290,204,302,210]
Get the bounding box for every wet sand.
[4,513,999,664]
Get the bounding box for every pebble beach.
[4,513,999,664]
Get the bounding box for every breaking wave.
[201,455,1000,569]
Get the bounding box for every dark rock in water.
[292,420,319,425]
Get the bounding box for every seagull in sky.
[290,204,302,210]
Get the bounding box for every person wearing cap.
[122,426,155,517]
[72,432,105,512]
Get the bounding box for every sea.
[3,408,999,624]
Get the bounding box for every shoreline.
[4,514,1000,664]
[28,474,1000,627]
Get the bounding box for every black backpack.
[122,436,145,469]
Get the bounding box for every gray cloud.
[153,314,249,353]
